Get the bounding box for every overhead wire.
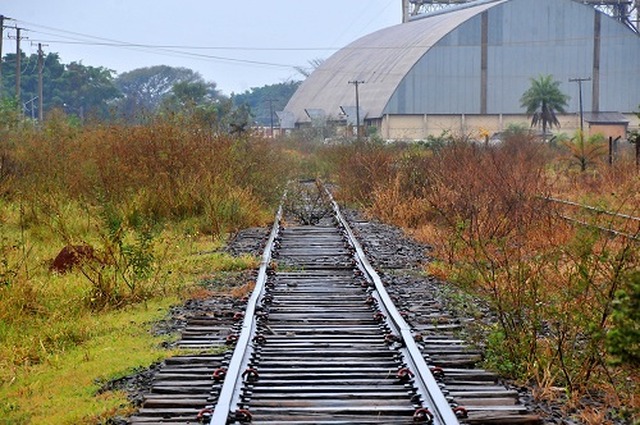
[21,31,640,54]
[6,10,640,75]
[13,19,303,69]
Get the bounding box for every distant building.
[584,112,630,141]
[283,0,640,141]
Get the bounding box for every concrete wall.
[588,123,628,140]
[377,113,639,141]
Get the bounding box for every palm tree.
[520,75,570,140]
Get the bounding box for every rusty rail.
[543,196,640,241]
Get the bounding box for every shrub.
[324,133,639,413]
[0,110,291,371]
[607,272,640,366]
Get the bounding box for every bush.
[607,272,640,366]
[0,110,292,371]
[324,134,639,414]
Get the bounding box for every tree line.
[1,50,300,127]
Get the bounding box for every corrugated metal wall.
[600,13,640,112]
[384,0,640,115]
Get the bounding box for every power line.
[23,28,640,51]
[13,19,300,69]
[19,37,341,52]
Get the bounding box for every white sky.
[2,1,402,95]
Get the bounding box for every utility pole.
[348,80,365,142]
[37,43,45,121]
[402,0,410,23]
[569,77,591,136]
[266,99,275,138]
[14,27,25,111]
[0,15,6,98]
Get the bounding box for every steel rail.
[542,196,640,242]
[328,191,461,425]
[559,214,640,242]
[209,204,283,425]
[543,196,640,223]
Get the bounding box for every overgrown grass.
[0,110,291,423]
[0,220,259,423]
[3,105,638,423]
[325,134,640,423]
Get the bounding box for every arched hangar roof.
[284,0,640,124]
[285,0,506,124]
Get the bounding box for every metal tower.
[590,0,639,31]
[402,0,470,21]
[402,0,640,32]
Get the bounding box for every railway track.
[543,196,640,242]
[127,184,542,425]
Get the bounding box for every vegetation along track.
[128,183,542,425]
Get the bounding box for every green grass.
[0,215,260,424]
[0,298,177,424]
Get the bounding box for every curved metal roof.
[284,0,507,123]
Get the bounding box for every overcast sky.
[2,1,401,95]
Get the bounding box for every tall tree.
[520,74,570,139]
[1,51,119,119]
[161,79,221,111]
[114,65,208,116]
[60,61,121,118]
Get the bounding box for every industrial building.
[282,0,640,141]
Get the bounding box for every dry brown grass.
[327,135,639,421]
[230,280,256,298]
[14,113,287,227]
[0,110,292,375]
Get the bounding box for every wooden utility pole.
[569,77,591,136]
[0,16,13,98]
[38,43,44,121]
[267,99,275,138]
[0,16,5,98]
[348,80,365,142]
[15,27,23,110]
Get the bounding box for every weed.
[607,272,640,366]
[562,131,608,172]
[483,326,526,378]
[324,133,639,415]
[0,111,291,422]
[284,180,331,224]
